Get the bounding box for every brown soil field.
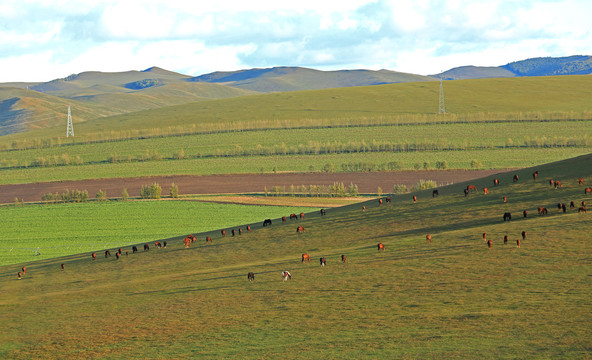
[0,169,509,205]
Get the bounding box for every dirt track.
[0,169,511,204]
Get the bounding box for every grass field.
[0,201,318,266]
[1,154,590,358]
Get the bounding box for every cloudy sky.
[1,0,590,82]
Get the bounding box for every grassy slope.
[3,74,592,142]
[0,154,590,359]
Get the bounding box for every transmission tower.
[66,106,74,137]
[438,75,446,114]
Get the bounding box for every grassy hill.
[0,154,590,358]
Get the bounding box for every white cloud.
[0,0,591,82]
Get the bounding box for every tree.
[96,189,107,201]
[170,183,179,198]
[121,188,129,201]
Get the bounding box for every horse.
[426,234,432,243]
[282,216,287,222]
[61,263,65,270]
[523,210,528,218]
[341,255,346,263]
[432,189,439,197]
[246,225,251,232]
[231,229,235,237]
[290,213,298,220]
[22,267,26,275]
[105,250,111,258]
[413,195,417,203]
[550,179,554,186]
[578,178,584,185]
[92,253,96,260]
[205,236,212,243]
[155,241,161,248]
[504,235,509,245]
[263,219,272,227]
[17,271,22,280]
[377,243,385,251]
[132,246,138,253]
[385,197,391,203]
[487,239,492,249]
[378,199,383,206]
[493,178,499,186]
[116,252,120,260]
[362,205,366,211]
[464,188,469,197]
[282,271,292,281]
[320,209,326,216]
[585,187,592,194]
[221,229,227,236]
[300,212,305,219]
[521,231,527,240]
[302,253,310,263]
[579,207,587,213]
[570,201,575,209]
[320,257,326,266]
[482,233,487,241]
[532,171,538,180]
[503,212,511,221]
[183,237,191,248]
[554,181,563,189]
[503,196,507,203]
[483,187,489,195]
[144,244,150,251]
[248,272,255,281]
[538,207,548,215]
[513,174,519,182]
[296,226,305,233]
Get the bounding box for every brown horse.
[320,209,326,216]
[302,253,310,263]
[282,271,292,281]
[320,257,326,266]
[248,272,255,281]
[579,207,587,213]
[483,187,489,195]
[341,254,346,263]
[282,216,287,222]
[554,181,563,188]
[413,195,417,203]
[377,243,385,251]
[513,174,519,182]
[300,212,305,219]
[378,199,383,206]
[585,187,592,194]
[385,197,391,203]
[504,235,509,245]
[22,266,26,275]
[467,185,477,192]
[221,229,226,237]
[538,207,548,215]
[205,236,212,243]
[92,253,96,260]
[426,234,432,243]
[487,239,492,249]
[578,178,584,185]
[297,226,305,233]
[532,171,538,180]
[183,237,191,248]
[246,225,251,232]
[493,178,499,186]
[290,213,298,220]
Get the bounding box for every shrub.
[470,159,483,169]
[170,183,179,198]
[414,180,438,191]
[96,189,107,201]
[140,183,162,199]
[377,186,383,196]
[121,188,129,201]
[435,161,448,170]
[393,184,408,194]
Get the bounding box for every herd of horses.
[14,169,589,282]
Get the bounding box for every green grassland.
[0,154,590,358]
[0,201,317,266]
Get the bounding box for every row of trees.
[264,183,359,198]
[40,183,179,203]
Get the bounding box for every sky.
[0,0,591,83]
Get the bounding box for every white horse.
[282,271,292,281]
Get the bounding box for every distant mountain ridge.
[435,55,592,80]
